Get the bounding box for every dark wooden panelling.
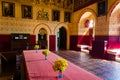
[92,40,105,58]
[0,34,35,52]
[11,34,30,51]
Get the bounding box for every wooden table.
[23,50,103,80]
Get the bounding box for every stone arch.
[77,8,97,46]
[33,23,51,35]
[107,0,120,18]
[33,23,51,49]
[54,22,68,34]
[78,8,97,35]
[78,8,97,23]
[107,0,120,38]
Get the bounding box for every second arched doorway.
[56,27,67,50]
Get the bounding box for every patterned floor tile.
[53,50,120,80]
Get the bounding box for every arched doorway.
[57,27,67,50]
[33,23,51,50]
[78,11,96,46]
[38,28,48,49]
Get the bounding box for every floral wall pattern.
[0,0,73,35]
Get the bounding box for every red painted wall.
[0,35,11,52]
[70,35,90,50]
[78,36,90,45]
[30,35,36,45]
[108,36,120,49]
[94,35,120,49]
[70,35,79,50]
[49,35,56,51]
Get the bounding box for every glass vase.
[58,70,63,78]
[36,49,38,53]
[45,56,47,60]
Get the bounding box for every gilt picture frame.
[21,5,32,19]
[2,1,15,17]
[64,12,71,22]
[52,10,60,21]
[98,0,107,16]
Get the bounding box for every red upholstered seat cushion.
[117,54,120,58]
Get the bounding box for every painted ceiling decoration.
[4,0,99,12]
[74,0,98,11]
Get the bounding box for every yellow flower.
[42,49,50,56]
[52,58,68,72]
[34,45,39,49]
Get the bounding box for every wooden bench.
[106,49,120,61]
[77,44,92,53]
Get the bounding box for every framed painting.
[21,5,32,19]
[2,1,15,17]
[98,0,107,16]
[64,12,71,22]
[52,10,60,21]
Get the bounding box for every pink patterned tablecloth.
[23,50,103,80]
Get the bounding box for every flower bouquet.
[42,49,50,60]
[52,58,68,78]
[34,44,39,49]
[34,44,39,53]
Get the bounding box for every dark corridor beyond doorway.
[57,27,67,50]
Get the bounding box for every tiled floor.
[53,50,120,80]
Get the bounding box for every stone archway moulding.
[78,8,97,37]
[107,0,120,18]
[78,8,97,23]
[33,23,51,35]
[107,0,120,36]
[33,23,51,49]
[54,22,68,34]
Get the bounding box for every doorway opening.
[38,28,47,49]
[57,27,67,50]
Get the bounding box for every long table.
[23,50,103,80]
